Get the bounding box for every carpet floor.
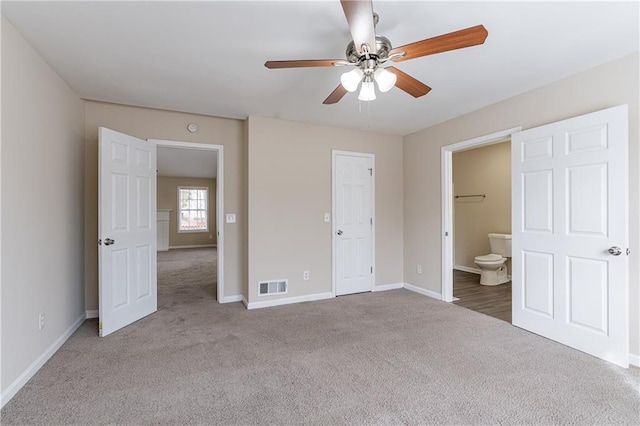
[2,248,639,424]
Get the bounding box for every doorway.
[451,139,512,322]
[152,140,224,303]
[441,127,521,304]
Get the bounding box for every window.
[178,186,208,232]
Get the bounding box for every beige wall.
[453,142,511,271]
[246,116,403,302]
[84,101,245,308]
[1,18,85,394]
[403,53,640,357]
[157,177,217,247]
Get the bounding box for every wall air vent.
[258,279,288,296]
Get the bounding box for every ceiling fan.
[264,0,488,104]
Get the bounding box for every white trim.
[245,292,335,310]
[168,244,217,250]
[373,283,404,292]
[220,294,243,303]
[441,127,522,303]
[454,265,482,275]
[150,140,225,303]
[85,310,99,319]
[0,312,86,409]
[332,150,375,297]
[403,283,443,301]
[629,353,640,367]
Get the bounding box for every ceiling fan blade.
[390,25,488,62]
[323,85,349,104]
[264,59,346,69]
[340,0,377,54]
[386,67,432,98]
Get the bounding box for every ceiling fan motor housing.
[345,35,392,64]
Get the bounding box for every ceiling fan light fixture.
[340,68,364,92]
[358,80,376,101]
[374,67,396,93]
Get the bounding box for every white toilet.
[474,233,512,286]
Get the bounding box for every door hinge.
[98,239,102,246]
[98,322,103,330]
[371,266,373,274]
[370,218,373,225]
[368,168,373,176]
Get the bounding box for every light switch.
[324,213,331,223]
[226,213,236,224]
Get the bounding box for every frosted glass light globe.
[374,67,397,93]
[340,69,364,92]
[358,80,376,101]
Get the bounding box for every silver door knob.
[104,238,115,246]
[608,246,622,256]
[336,230,343,236]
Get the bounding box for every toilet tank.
[489,233,512,257]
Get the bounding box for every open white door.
[333,151,374,296]
[512,105,628,367]
[99,127,157,337]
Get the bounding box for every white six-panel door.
[512,105,628,367]
[99,127,157,337]
[334,152,374,296]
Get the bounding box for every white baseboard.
[220,294,243,303]
[373,282,404,292]
[85,310,99,319]
[630,353,640,367]
[169,244,216,250]
[0,312,86,409]
[454,265,482,274]
[403,283,443,301]
[245,292,334,310]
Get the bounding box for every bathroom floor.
[453,270,512,323]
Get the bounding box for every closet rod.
[454,194,486,199]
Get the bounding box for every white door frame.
[150,139,226,303]
[332,150,376,296]
[441,127,521,302]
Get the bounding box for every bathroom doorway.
[441,127,521,323]
[452,141,512,322]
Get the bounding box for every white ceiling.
[3,1,638,136]
[157,147,217,179]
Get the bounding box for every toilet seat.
[475,253,503,262]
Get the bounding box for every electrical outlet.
[303,271,310,281]
[38,312,45,331]
[417,265,422,275]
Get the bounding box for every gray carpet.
[2,248,639,424]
